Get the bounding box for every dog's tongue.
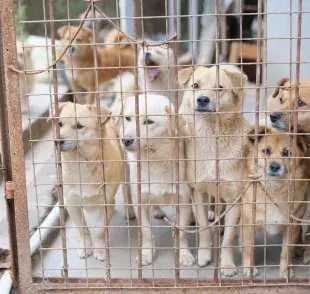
[147,67,158,82]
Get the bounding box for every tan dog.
[242,126,309,278]
[16,40,35,111]
[49,101,133,261]
[178,65,250,276]
[121,94,194,266]
[266,78,310,264]
[57,26,135,105]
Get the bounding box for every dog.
[16,40,35,112]
[266,77,310,264]
[138,46,174,101]
[120,94,194,266]
[48,101,133,261]
[178,65,250,276]
[57,26,135,105]
[242,126,309,278]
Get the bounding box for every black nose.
[270,112,282,123]
[145,52,151,58]
[197,96,210,107]
[269,162,281,173]
[59,140,64,146]
[122,139,134,147]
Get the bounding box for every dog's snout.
[197,96,210,107]
[270,112,282,123]
[59,139,65,146]
[145,52,151,58]
[122,139,134,147]
[269,162,281,173]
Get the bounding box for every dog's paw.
[152,206,165,219]
[220,263,237,277]
[197,248,212,267]
[93,249,106,261]
[279,267,295,278]
[77,247,93,259]
[243,267,259,277]
[179,249,195,267]
[303,248,310,264]
[136,249,153,266]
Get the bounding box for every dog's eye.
[262,148,271,156]
[192,83,199,89]
[282,148,290,157]
[144,119,154,125]
[76,123,84,129]
[279,97,283,104]
[59,122,63,127]
[218,85,224,91]
[298,98,305,107]
[76,38,82,42]
[125,116,131,122]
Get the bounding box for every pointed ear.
[248,125,269,144]
[88,105,112,124]
[222,69,248,95]
[178,67,194,88]
[57,25,69,38]
[47,102,67,122]
[272,77,290,98]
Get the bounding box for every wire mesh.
[1,0,310,292]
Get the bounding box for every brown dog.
[267,78,310,264]
[57,26,135,104]
[242,126,309,278]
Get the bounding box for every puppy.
[16,40,35,111]
[49,101,126,261]
[266,78,310,263]
[242,126,309,278]
[178,65,250,276]
[121,94,194,266]
[138,46,174,101]
[57,26,135,105]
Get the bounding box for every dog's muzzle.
[122,138,136,151]
[195,96,214,112]
[269,112,288,130]
[267,161,283,177]
[69,46,76,55]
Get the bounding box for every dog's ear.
[222,69,248,96]
[271,77,290,98]
[57,26,69,38]
[47,102,67,122]
[165,106,187,137]
[248,125,269,144]
[296,133,310,154]
[88,105,112,124]
[106,30,131,48]
[178,67,194,88]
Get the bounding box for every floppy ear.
[271,77,290,98]
[57,25,69,38]
[222,69,248,95]
[88,105,112,124]
[248,125,269,144]
[47,102,67,122]
[178,67,194,88]
[165,106,187,137]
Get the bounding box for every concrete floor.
[30,85,310,280]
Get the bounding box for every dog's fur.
[138,46,174,101]
[242,126,309,278]
[57,26,135,105]
[120,94,194,266]
[266,78,310,264]
[178,65,250,276]
[49,101,129,261]
[16,40,35,111]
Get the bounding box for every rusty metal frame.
[1,0,310,292]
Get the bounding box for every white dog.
[138,46,174,101]
[121,94,194,266]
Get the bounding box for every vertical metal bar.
[171,0,180,284]
[0,0,32,289]
[250,0,263,281]
[168,0,181,40]
[119,0,133,36]
[132,0,142,280]
[188,0,198,58]
[48,0,69,281]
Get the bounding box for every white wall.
[266,0,310,101]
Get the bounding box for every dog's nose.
[122,139,134,147]
[145,52,151,58]
[197,96,210,107]
[59,140,65,146]
[270,112,282,123]
[269,162,281,173]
